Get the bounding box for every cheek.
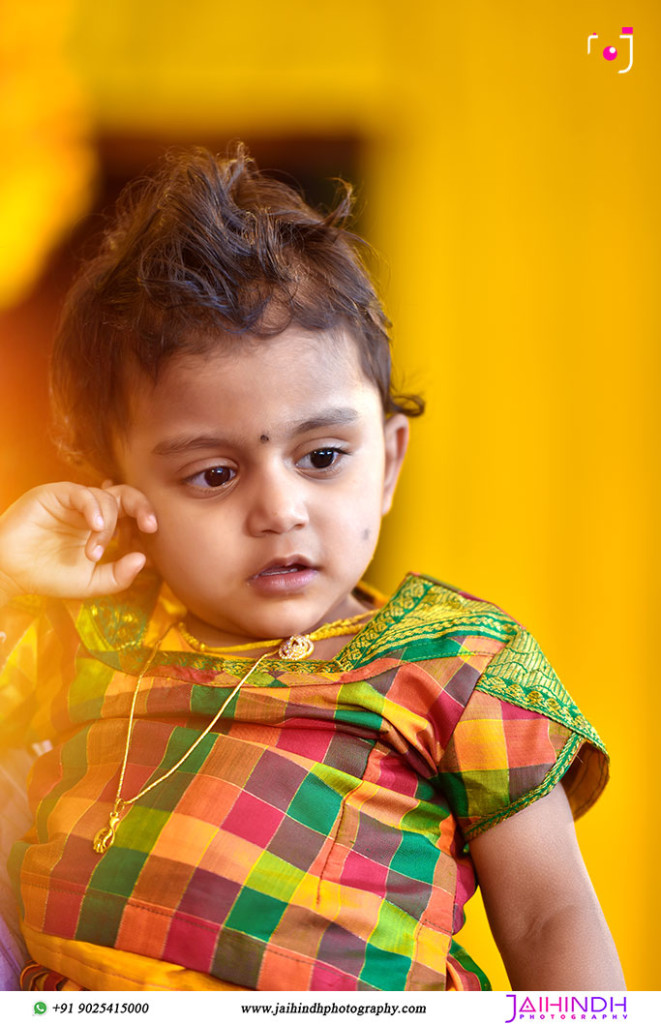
[143,506,196,563]
[141,529,177,574]
[148,504,239,565]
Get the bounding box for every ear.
[381,414,410,515]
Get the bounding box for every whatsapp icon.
[33,1003,47,1015]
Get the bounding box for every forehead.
[123,327,381,440]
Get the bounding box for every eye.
[186,466,236,489]
[299,447,348,472]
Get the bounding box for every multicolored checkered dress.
[0,573,607,991]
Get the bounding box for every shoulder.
[1,571,170,661]
[348,572,605,752]
[58,570,180,672]
[346,572,523,667]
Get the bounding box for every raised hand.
[0,482,158,604]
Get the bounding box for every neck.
[184,593,372,653]
[180,594,376,658]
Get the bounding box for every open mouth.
[257,563,310,577]
[249,558,318,592]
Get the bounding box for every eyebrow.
[290,407,359,434]
[151,434,233,457]
[151,407,360,457]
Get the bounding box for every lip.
[248,556,319,595]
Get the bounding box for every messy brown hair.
[51,143,424,478]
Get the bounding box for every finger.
[57,484,107,535]
[83,489,123,562]
[104,485,158,534]
[51,485,117,563]
[89,552,147,594]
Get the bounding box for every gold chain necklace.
[177,608,374,658]
[92,610,374,855]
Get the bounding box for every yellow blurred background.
[0,0,658,991]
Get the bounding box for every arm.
[0,481,157,606]
[469,783,625,990]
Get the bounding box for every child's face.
[115,327,408,645]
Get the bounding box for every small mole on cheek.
[362,528,370,541]
[259,434,270,444]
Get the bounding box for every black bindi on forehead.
[259,434,270,444]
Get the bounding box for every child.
[0,145,623,992]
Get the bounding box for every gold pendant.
[92,805,123,855]
[277,634,314,660]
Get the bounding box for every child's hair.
[50,143,424,479]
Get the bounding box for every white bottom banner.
[0,989,652,1024]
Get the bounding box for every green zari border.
[334,575,521,671]
[463,733,584,841]
[474,622,606,757]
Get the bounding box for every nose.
[245,465,309,536]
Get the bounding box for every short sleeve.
[436,626,609,841]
